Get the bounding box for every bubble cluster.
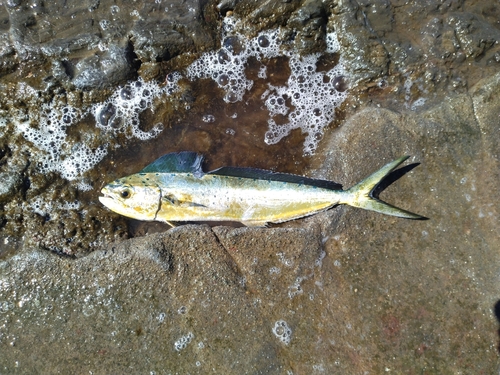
[13,71,182,183]
[187,17,282,103]
[14,104,109,181]
[157,312,166,323]
[326,32,341,53]
[288,276,306,298]
[263,52,348,156]
[272,320,292,345]
[269,266,281,275]
[174,332,194,351]
[277,252,294,267]
[60,201,81,210]
[59,143,108,180]
[29,197,82,217]
[30,197,53,217]
[202,114,215,123]
[187,16,347,155]
[92,74,181,140]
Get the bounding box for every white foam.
[13,74,181,182]
[186,16,348,155]
[326,32,341,53]
[29,197,53,216]
[92,74,181,140]
[263,53,348,155]
[272,320,292,345]
[13,103,107,181]
[174,332,194,351]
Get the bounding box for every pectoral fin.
[163,194,207,208]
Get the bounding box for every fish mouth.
[99,188,116,208]
[98,195,114,207]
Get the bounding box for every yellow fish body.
[99,152,424,226]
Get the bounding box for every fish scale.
[150,173,343,226]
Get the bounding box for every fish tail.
[340,156,425,219]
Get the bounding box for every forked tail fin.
[340,156,425,219]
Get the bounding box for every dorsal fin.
[140,152,204,175]
[208,167,343,190]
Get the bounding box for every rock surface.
[2,73,500,371]
[1,0,500,373]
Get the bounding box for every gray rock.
[1,0,216,84]
[0,226,316,373]
[330,1,390,84]
[72,44,138,90]
[0,148,26,204]
[447,12,499,59]
[1,72,500,372]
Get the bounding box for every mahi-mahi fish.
[99,151,424,226]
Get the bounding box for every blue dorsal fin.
[141,152,204,175]
[208,167,343,190]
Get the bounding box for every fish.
[99,151,425,227]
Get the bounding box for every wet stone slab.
[0,226,324,374]
[1,70,500,371]
[1,0,500,255]
[0,0,500,373]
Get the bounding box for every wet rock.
[310,72,499,372]
[0,33,17,76]
[71,43,139,90]
[1,71,500,371]
[217,0,240,14]
[234,0,300,30]
[420,16,459,60]
[130,8,214,63]
[0,0,216,82]
[0,148,26,204]
[330,2,390,84]
[356,0,393,35]
[0,226,313,373]
[287,0,328,53]
[446,12,500,59]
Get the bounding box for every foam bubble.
[92,74,181,141]
[187,17,282,104]
[13,103,108,181]
[174,332,194,351]
[29,197,81,216]
[272,320,292,345]
[60,201,81,210]
[326,32,341,53]
[76,181,93,191]
[263,53,348,155]
[202,114,215,123]
[30,197,53,216]
[186,16,347,155]
[288,276,306,298]
[12,72,181,183]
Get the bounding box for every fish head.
[99,176,161,221]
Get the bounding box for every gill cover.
[99,179,161,221]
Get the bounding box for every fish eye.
[121,189,132,199]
